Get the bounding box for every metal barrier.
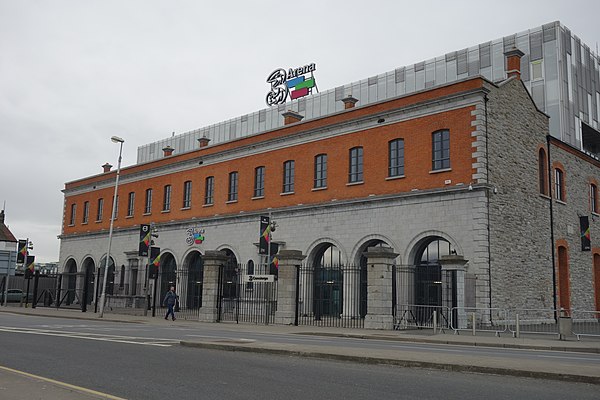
[394,304,450,332]
[450,307,508,336]
[571,310,600,340]
[507,309,560,338]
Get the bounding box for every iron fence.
[572,310,600,340]
[394,304,451,332]
[507,308,560,337]
[450,307,508,336]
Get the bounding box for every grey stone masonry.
[198,250,228,323]
[274,250,306,325]
[439,255,469,328]
[364,246,398,330]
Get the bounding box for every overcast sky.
[1,0,599,263]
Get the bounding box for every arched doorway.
[82,258,96,305]
[98,256,116,296]
[158,253,177,301]
[356,239,390,318]
[414,237,454,307]
[183,251,203,309]
[312,243,343,320]
[221,249,238,300]
[63,259,77,305]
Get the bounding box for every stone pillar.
[363,246,398,330]
[198,250,228,323]
[342,264,360,318]
[274,250,306,325]
[439,255,468,329]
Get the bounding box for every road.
[0,313,598,399]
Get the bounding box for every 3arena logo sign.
[266,63,318,106]
[185,228,205,246]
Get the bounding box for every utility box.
[558,316,573,340]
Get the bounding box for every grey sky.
[1,0,598,262]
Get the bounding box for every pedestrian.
[162,286,179,321]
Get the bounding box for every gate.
[298,263,366,328]
[217,263,277,324]
[153,268,203,320]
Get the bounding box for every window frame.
[183,180,192,208]
[591,183,598,213]
[162,185,172,211]
[228,172,238,202]
[348,147,363,183]
[127,192,135,217]
[432,129,450,171]
[144,188,153,214]
[254,166,265,198]
[388,139,405,177]
[314,154,327,188]
[82,201,89,224]
[97,198,104,221]
[538,148,548,195]
[69,203,76,226]
[554,168,565,202]
[282,160,295,193]
[204,176,214,205]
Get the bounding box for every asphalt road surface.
[0,314,598,399]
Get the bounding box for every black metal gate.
[217,263,277,324]
[153,268,203,320]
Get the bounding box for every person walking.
[163,286,178,321]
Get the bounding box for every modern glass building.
[137,21,600,163]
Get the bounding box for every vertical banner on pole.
[24,256,35,279]
[259,216,270,255]
[580,216,591,251]
[17,240,27,264]
[149,247,160,279]
[139,224,151,257]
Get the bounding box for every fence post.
[275,250,306,325]
[32,270,39,309]
[433,310,437,334]
[472,312,476,336]
[199,250,228,323]
[363,246,398,330]
[516,313,520,338]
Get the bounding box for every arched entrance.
[183,251,203,309]
[82,257,96,305]
[98,256,116,296]
[62,259,77,305]
[221,248,238,300]
[158,253,177,301]
[414,237,454,307]
[356,239,391,318]
[312,243,343,320]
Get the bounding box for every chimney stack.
[341,95,359,109]
[505,47,525,80]
[197,136,211,148]
[282,110,304,125]
[102,163,113,173]
[162,145,174,157]
[0,209,4,224]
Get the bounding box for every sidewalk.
[2,306,600,385]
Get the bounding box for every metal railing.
[394,304,450,332]
[507,308,560,337]
[571,310,600,340]
[450,307,508,336]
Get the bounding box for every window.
[314,154,327,188]
[119,265,125,289]
[97,198,104,221]
[283,160,295,193]
[112,195,119,219]
[538,148,548,195]
[69,204,76,225]
[163,185,171,211]
[388,139,405,177]
[127,192,135,217]
[144,188,153,214]
[183,181,192,208]
[531,60,544,81]
[554,168,565,202]
[228,172,238,202]
[432,130,450,170]
[349,147,363,183]
[254,167,265,197]
[205,176,214,205]
[591,184,598,213]
[82,201,89,224]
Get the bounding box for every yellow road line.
[0,365,127,400]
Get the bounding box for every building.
[58,24,600,328]
[0,210,18,302]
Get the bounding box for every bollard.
[472,312,476,336]
[433,310,437,334]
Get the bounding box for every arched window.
[590,183,598,213]
[414,238,454,307]
[538,148,548,195]
[554,168,565,202]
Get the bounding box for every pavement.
[1,305,600,399]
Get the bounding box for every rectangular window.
[591,184,598,213]
[82,201,89,224]
[283,160,295,193]
[388,139,405,177]
[127,192,135,217]
[432,130,450,170]
[69,204,76,226]
[183,181,192,208]
[112,195,119,219]
[314,154,327,188]
[163,185,171,211]
[97,198,104,221]
[228,172,238,201]
[555,169,565,202]
[349,147,363,183]
[144,188,153,214]
[254,167,265,197]
[205,176,214,205]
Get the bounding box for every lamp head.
[111,136,125,143]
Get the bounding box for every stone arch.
[158,251,177,302]
[62,258,78,306]
[405,230,464,266]
[305,237,348,268]
[351,234,401,266]
[181,249,204,309]
[81,256,96,305]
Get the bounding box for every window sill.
[95,220,102,223]
[226,200,238,204]
[143,212,152,216]
[347,181,364,186]
[312,186,327,191]
[386,175,405,181]
[202,203,214,208]
[180,207,191,211]
[126,215,134,219]
[555,199,567,206]
[280,191,295,196]
[252,196,265,200]
[592,212,600,217]
[82,222,88,225]
[539,193,551,200]
[429,168,452,174]
[68,224,75,227]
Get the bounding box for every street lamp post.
[99,136,124,318]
